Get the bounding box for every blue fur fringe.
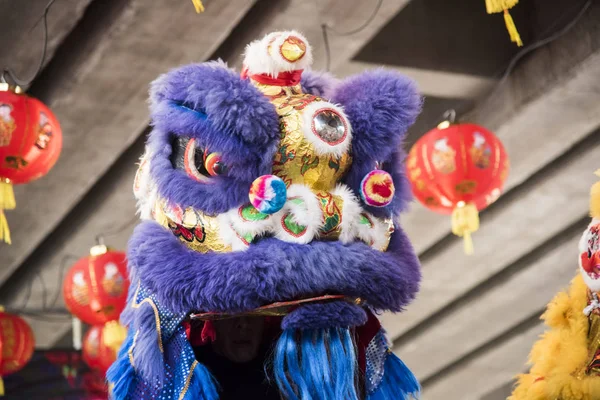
[107,333,136,399]
[367,352,420,400]
[274,328,359,400]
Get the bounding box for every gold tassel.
[102,321,127,353]
[451,202,480,255]
[0,179,15,210]
[485,0,523,47]
[191,0,205,13]
[503,10,523,46]
[485,0,519,13]
[0,211,10,245]
[591,169,600,219]
[0,179,15,244]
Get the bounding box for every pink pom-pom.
[360,170,395,207]
[249,175,287,214]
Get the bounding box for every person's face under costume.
[211,316,265,363]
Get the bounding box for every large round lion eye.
[312,109,347,144]
[183,138,212,183]
[205,152,228,176]
[170,136,227,182]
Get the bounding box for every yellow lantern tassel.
[0,376,4,396]
[102,321,127,353]
[0,179,15,244]
[0,179,15,210]
[485,0,523,47]
[485,0,519,13]
[451,202,480,255]
[0,211,10,245]
[191,0,204,13]
[591,169,600,219]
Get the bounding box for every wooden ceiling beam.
[337,61,497,99]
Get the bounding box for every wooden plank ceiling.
[1,0,598,398]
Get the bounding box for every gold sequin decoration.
[252,80,352,192]
[154,200,232,254]
[316,191,344,240]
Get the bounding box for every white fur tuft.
[331,184,361,243]
[133,150,157,220]
[273,184,322,244]
[243,31,313,77]
[217,213,251,252]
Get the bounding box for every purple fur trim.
[281,301,368,330]
[128,221,421,315]
[131,304,165,385]
[331,69,422,218]
[147,61,280,214]
[301,69,338,98]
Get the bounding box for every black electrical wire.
[1,0,56,87]
[49,254,78,308]
[495,0,593,93]
[439,0,593,125]
[94,213,139,245]
[320,0,383,71]
[35,270,48,310]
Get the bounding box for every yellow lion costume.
[510,171,600,400]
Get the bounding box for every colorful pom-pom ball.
[360,170,395,207]
[249,175,287,214]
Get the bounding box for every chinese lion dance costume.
[509,170,600,400]
[107,31,423,400]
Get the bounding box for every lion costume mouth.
[128,219,420,316]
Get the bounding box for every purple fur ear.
[301,69,337,98]
[332,69,421,218]
[331,69,422,161]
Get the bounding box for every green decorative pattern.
[282,213,307,237]
[240,204,269,222]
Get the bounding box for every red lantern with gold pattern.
[82,325,118,376]
[63,245,129,325]
[0,84,62,244]
[406,121,509,254]
[0,309,35,394]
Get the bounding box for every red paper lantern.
[82,325,118,376]
[0,309,35,394]
[63,245,129,325]
[0,84,62,244]
[406,121,509,253]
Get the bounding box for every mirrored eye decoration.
[170,136,228,182]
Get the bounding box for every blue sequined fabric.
[111,283,199,399]
[365,329,390,395]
